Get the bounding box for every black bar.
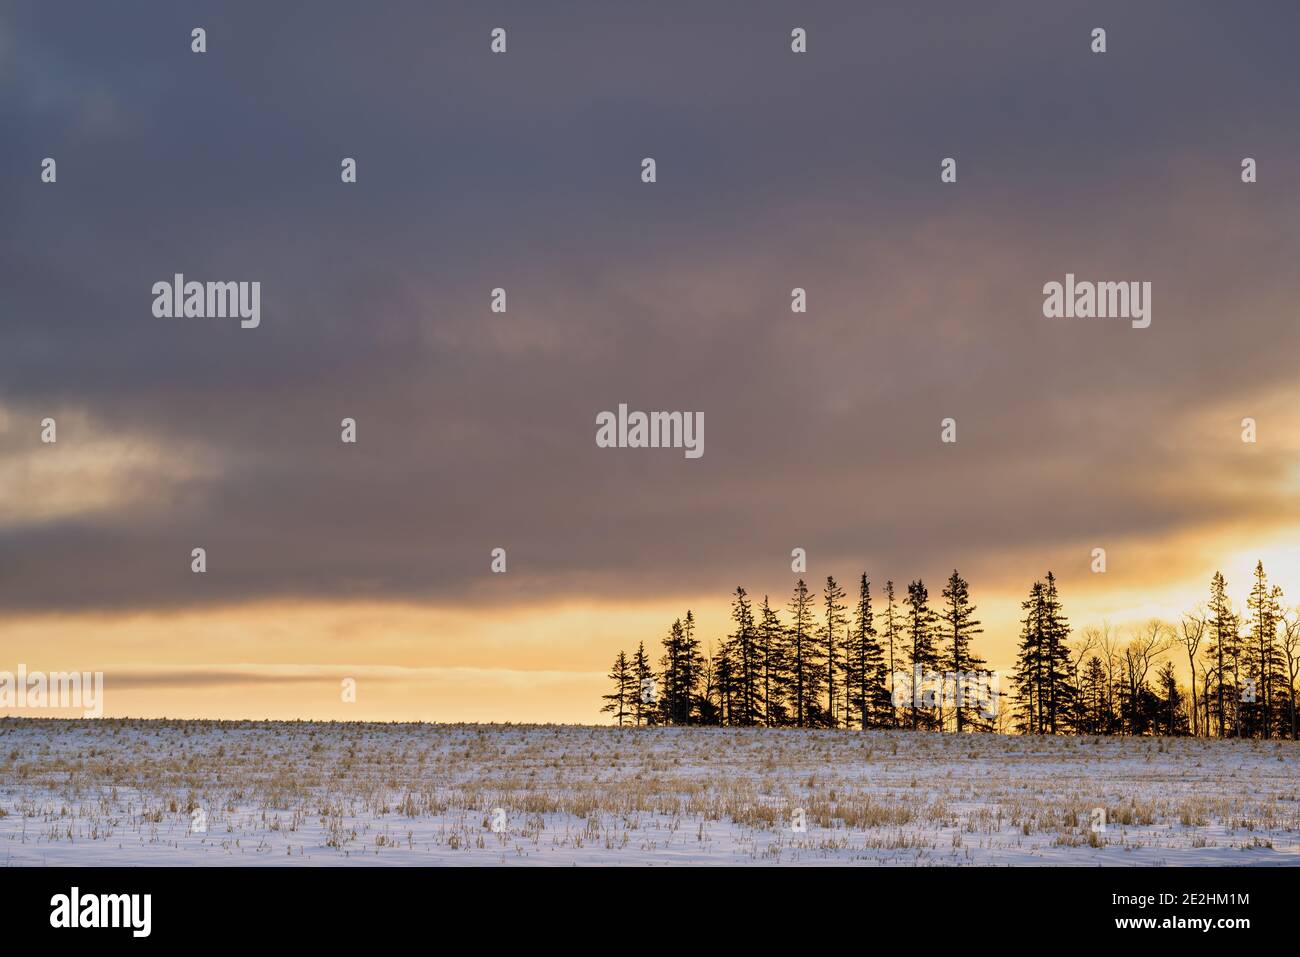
[0,866,1269,942]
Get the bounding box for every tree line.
[600,562,1300,738]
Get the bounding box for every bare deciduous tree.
[1122,620,1172,734]
[1178,609,1207,737]
[1281,608,1300,741]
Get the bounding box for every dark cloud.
[3,1,1300,612]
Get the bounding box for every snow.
[0,719,1296,866]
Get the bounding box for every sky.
[3,1,1300,722]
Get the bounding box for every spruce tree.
[1205,572,1238,737]
[1079,655,1109,734]
[758,595,786,726]
[1011,574,1074,734]
[819,576,847,728]
[1245,562,1285,738]
[786,578,816,727]
[845,573,887,729]
[714,641,736,726]
[678,610,704,724]
[1012,580,1046,733]
[905,579,940,730]
[1041,572,1073,734]
[730,587,760,726]
[940,569,986,732]
[631,641,653,726]
[601,651,634,725]
[658,619,684,724]
[881,580,901,727]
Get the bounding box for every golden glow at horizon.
[6,523,1300,722]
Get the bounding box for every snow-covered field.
[0,719,1297,866]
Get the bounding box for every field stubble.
[0,719,1296,866]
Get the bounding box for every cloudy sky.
[3,1,1300,721]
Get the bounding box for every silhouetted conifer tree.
[602,651,634,725]
[940,570,987,732]
[1205,572,1238,737]
[818,576,847,728]
[631,641,653,726]
[881,581,901,727]
[1245,562,1286,738]
[758,595,787,726]
[844,573,888,729]
[905,579,940,730]
[730,587,760,726]
[786,578,816,728]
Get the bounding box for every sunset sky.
[4,1,1300,722]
